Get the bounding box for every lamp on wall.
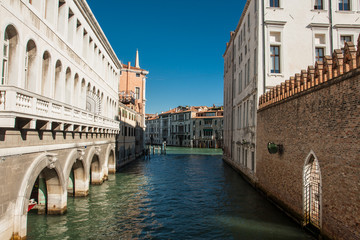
[267,142,283,154]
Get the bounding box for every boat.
[28,199,37,212]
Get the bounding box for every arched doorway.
[90,154,102,185]
[303,152,321,230]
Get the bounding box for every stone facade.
[256,39,360,239]
[223,0,360,184]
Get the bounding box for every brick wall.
[256,37,360,240]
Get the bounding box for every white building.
[223,0,360,181]
[0,0,122,238]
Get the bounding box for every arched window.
[303,152,321,230]
[81,78,86,109]
[65,67,71,105]
[41,51,51,97]
[2,25,19,85]
[73,73,79,107]
[25,40,37,92]
[54,60,62,100]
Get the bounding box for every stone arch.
[54,60,62,100]
[86,146,104,185]
[13,153,66,239]
[303,150,322,231]
[65,67,72,105]
[63,149,88,197]
[41,51,51,97]
[24,39,37,92]
[104,144,116,175]
[2,24,19,85]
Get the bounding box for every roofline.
[75,0,122,69]
[223,0,252,57]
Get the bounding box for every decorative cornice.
[333,24,360,29]
[264,20,287,26]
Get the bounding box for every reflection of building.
[118,50,149,163]
[145,106,223,148]
[0,0,121,239]
[223,0,360,182]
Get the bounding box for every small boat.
[28,199,37,212]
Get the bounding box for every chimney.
[135,49,140,68]
[128,62,131,69]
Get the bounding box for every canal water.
[27,147,313,239]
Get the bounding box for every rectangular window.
[247,58,250,84]
[136,73,140,77]
[2,40,9,85]
[248,14,250,32]
[245,149,248,168]
[238,105,242,128]
[339,0,350,10]
[246,100,249,127]
[270,45,280,73]
[135,87,140,99]
[270,0,279,7]
[251,152,255,171]
[340,35,352,49]
[314,0,323,9]
[315,47,324,62]
[254,48,257,75]
[238,71,242,93]
[244,62,248,86]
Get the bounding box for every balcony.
[0,86,119,133]
[119,90,135,105]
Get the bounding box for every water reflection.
[28,149,313,239]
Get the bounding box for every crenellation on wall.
[259,34,360,109]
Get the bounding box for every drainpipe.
[329,0,334,53]
[262,0,266,94]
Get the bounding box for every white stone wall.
[0,0,121,124]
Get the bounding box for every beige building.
[223,0,360,181]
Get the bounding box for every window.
[340,35,352,49]
[136,73,140,77]
[244,62,248,86]
[315,47,324,62]
[245,45,247,55]
[135,87,140,99]
[2,39,9,84]
[314,0,323,9]
[270,0,279,7]
[254,48,257,75]
[247,59,250,84]
[238,105,242,128]
[339,0,350,10]
[270,45,280,73]
[248,14,250,32]
[238,71,242,93]
[251,152,255,171]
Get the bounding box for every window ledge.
[311,9,327,13]
[267,73,284,77]
[335,10,355,14]
[266,7,284,10]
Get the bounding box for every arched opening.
[90,154,102,185]
[67,159,87,197]
[303,152,321,231]
[2,25,19,85]
[65,67,71,105]
[28,167,64,215]
[108,150,116,174]
[81,79,86,109]
[25,40,37,92]
[54,60,62,100]
[73,73,79,107]
[41,51,51,97]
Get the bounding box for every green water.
[27,147,313,239]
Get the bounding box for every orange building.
[119,50,149,116]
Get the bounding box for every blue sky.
[87,0,245,114]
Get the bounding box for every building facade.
[145,106,223,149]
[0,0,126,239]
[256,39,360,240]
[223,0,360,181]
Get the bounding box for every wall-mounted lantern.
[267,142,284,154]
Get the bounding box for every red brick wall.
[256,69,360,240]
